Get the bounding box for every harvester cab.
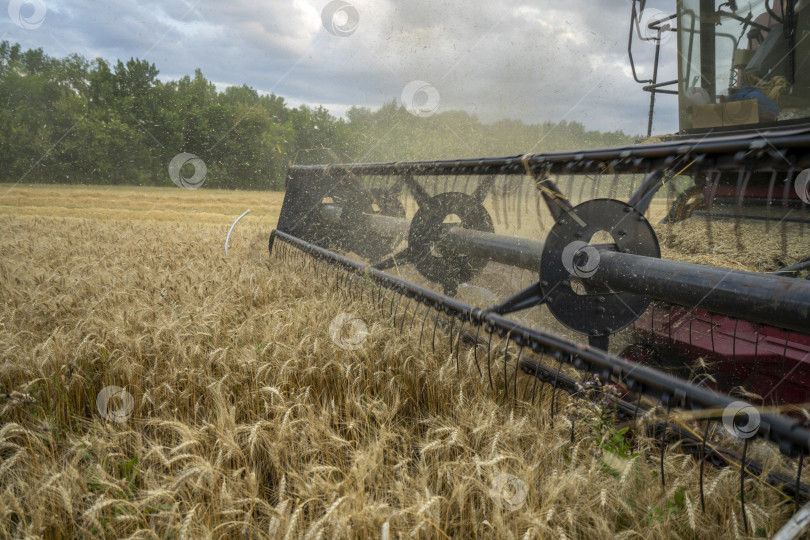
[631,0,810,136]
[625,0,810,404]
[269,0,810,493]
[628,1,810,229]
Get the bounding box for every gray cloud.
[1,0,681,136]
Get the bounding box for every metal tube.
[321,207,544,270]
[595,250,810,335]
[438,227,543,270]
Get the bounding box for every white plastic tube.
[773,501,810,540]
[225,209,251,255]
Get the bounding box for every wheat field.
[0,184,800,539]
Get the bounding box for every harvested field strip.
[0,184,285,227]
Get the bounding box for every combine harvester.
[271,0,810,534]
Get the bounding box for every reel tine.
[528,351,541,406]
[454,319,465,375]
[549,354,564,415]
[734,169,751,255]
[431,309,441,355]
[733,319,739,363]
[705,170,722,250]
[626,171,636,200]
[378,287,388,313]
[578,176,587,206]
[392,292,403,327]
[419,305,430,347]
[741,438,749,534]
[334,266,342,298]
[796,453,805,514]
[570,391,577,443]
[660,402,672,488]
[472,176,493,205]
[368,277,376,304]
[700,419,710,513]
[409,300,421,332]
[490,178,503,226]
[608,172,620,200]
[399,297,411,334]
[513,345,523,409]
[487,331,494,391]
[382,289,392,313]
[570,369,588,443]
[472,323,483,378]
[523,179,532,225]
[355,274,363,302]
[589,171,599,201]
[766,170,777,233]
[448,316,456,358]
[782,330,792,397]
[391,292,401,320]
[752,324,760,381]
[501,181,510,230]
[535,185,546,234]
[501,336,511,406]
[633,389,643,417]
[345,276,357,302]
[565,174,576,202]
[782,169,795,261]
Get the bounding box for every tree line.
[0,41,636,191]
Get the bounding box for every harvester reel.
[273,130,810,508]
[409,191,494,295]
[540,199,661,338]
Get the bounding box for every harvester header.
[269,0,810,533]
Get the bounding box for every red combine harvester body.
[621,0,810,405]
[628,307,810,404]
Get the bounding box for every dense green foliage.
[0,42,636,190]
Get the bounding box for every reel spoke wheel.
[540,198,661,337]
[409,192,494,295]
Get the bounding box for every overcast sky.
[2,0,681,136]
